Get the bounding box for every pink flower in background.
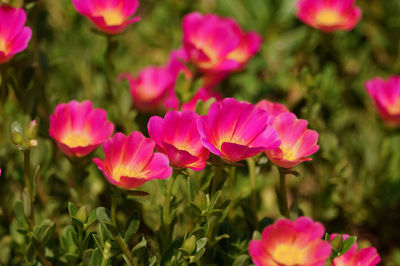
[197,98,280,162]
[49,100,114,157]
[0,5,32,64]
[256,99,290,122]
[296,0,362,33]
[249,217,331,266]
[148,111,209,171]
[182,12,262,74]
[366,76,400,126]
[266,112,319,168]
[181,87,223,111]
[330,234,381,266]
[71,0,140,34]
[93,132,172,189]
[119,65,178,112]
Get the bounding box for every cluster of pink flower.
[250,217,380,266]
[1,0,395,265]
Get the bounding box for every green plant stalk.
[24,150,32,201]
[278,167,290,218]
[104,35,118,99]
[24,149,52,266]
[163,173,178,225]
[246,158,258,222]
[111,188,121,226]
[210,163,225,196]
[116,235,134,265]
[110,189,134,265]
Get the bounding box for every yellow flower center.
[101,9,124,26]
[112,166,147,182]
[280,144,297,161]
[387,99,400,115]
[0,38,8,55]
[315,9,344,26]
[136,85,160,101]
[272,244,306,265]
[62,133,92,148]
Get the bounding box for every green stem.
[23,150,32,201]
[246,158,258,222]
[111,188,121,226]
[278,167,290,218]
[163,173,177,225]
[210,163,225,196]
[116,235,134,265]
[104,35,118,99]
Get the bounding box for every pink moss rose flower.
[182,12,262,74]
[148,110,209,171]
[256,99,290,122]
[49,100,114,157]
[71,0,140,34]
[93,132,172,189]
[249,217,332,266]
[365,76,400,127]
[197,98,280,162]
[266,112,319,168]
[330,234,381,266]
[296,0,362,33]
[181,87,223,111]
[119,65,178,112]
[0,5,32,64]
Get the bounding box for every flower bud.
[182,235,197,255]
[25,120,38,140]
[76,206,88,223]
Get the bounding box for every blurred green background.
[1,0,400,264]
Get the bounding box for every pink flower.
[296,0,362,33]
[49,100,114,157]
[249,217,332,266]
[365,76,400,126]
[71,0,140,34]
[256,99,290,121]
[0,5,32,64]
[330,234,381,266]
[148,111,209,171]
[182,12,262,74]
[197,98,280,162]
[181,87,223,111]
[119,65,178,112]
[266,112,319,168]
[93,132,172,189]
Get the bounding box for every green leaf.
[13,200,25,226]
[195,238,207,252]
[131,236,147,255]
[96,207,115,239]
[191,247,205,263]
[124,211,140,241]
[32,219,55,245]
[60,225,78,254]
[232,255,251,266]
[187,177,198,202]
[90,248,103,266]
[341,236,357,255]
[68,202,78,218]
[190,227,207,239]
[25,242,35,264]
[22,188,31,218]
[86,209,98,228]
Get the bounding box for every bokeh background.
[1,0,400,264]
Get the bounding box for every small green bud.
[182,235,197,255]
[11,130,24,146]
[76,206,88,223]
[331,234,344,252]
[25,120,38,140]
